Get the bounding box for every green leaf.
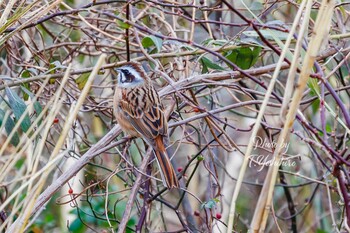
[114,12,130,29]
[15,157,26,169]
[33,101,43,117]
[5,87,31,132]
[201,199,217,209]
[21,70,32,101]
[127,217,136,227]
[308,79,321,114]
[200,57,225,73]
[225,50,238,67]
[225,47,261,69]
[0,109,20,146]
[316,229,328,233]
[178,43,194,51]
[251,46,262,66]
[70,30,81,42]
[69,218,85,233]
[243,30,289,41]
[311,98,320,114]
[339,63,349,78]
[201,38,230,47]
[20,86,43,125]
[236,47,254,69]
[116,19,130,29]
[240,37,264,47]
[76,73,90,90]
[338,5,346,16]
[141,36,163,52]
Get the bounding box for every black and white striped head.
[115,62,146,88]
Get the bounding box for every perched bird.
[113,62,179,189]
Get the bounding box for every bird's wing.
[119,98,168,142]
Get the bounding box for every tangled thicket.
[0,0,349,232]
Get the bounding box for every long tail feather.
[153,137,179,189]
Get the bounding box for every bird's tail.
[153,137,179,189]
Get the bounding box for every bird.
[113,61,179,189]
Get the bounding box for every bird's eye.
[120,69,135,83]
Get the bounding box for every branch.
[7,125,123,232]
[116,148,152,233]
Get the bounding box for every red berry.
[194,210,200,216]
[216,213,222,219]
[68,188,73,194]
[53,118,59,124]
[177,167,183,172]
[192,107,200,112]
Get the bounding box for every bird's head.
[114,62,148,88]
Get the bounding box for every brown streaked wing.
[120,102,167,143]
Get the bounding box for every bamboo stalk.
[8,54,106,233]
[250,0,336,231]
[226,0,309,231]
